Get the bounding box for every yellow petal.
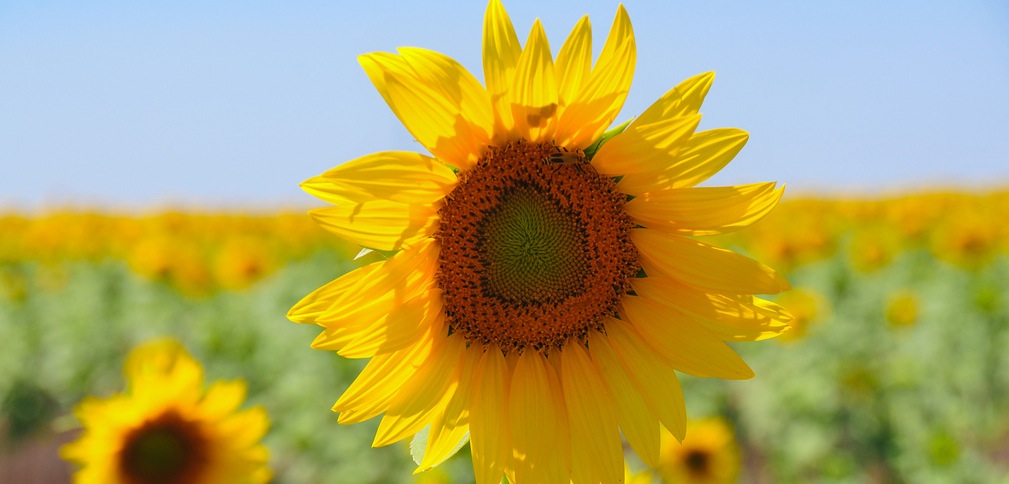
[632,277,792,342]
[125,339,203,401]
[359,51,411,107]
[218,406,270,446]
[633,228,791,295]
[309,241,440,357]
[618,128,748,194]
[312,289,443,359]
[483,0,522,137]
[554,4,635,149]
[333,333,434,424]
[635,71,715,126]
[622,296,755,379]
[554,15,592,107]
[603,319,687,441]
[624,182,785,235]
[360,51,490,169]
[301,151,457,205]
[416,345,480,473]
[400,47,495,140]
[560,343,623,484]
[199,380,247,421]
[374,333,466,447]
[308,201,437,251]
[469,346,512,484]
[510,19,558,142]
[587,331,661,467]
[287,262,380,325]
[591,114,701,176]
[509,351,568,484]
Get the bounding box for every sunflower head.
[658,418,741,484]
[290,1,791,482]
[61,339,271,484]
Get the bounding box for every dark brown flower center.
[435,140,638,353]
[685,448,712,477]
[118,410,209,484]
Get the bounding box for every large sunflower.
[289,1,791,482]
[61,340,271,484]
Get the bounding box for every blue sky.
[2,1,1008,209]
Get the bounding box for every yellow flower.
[657,418,741,483]
[61,339,271,484]
[885,290,919,329]
[774,288,825,342]
[289,2,791,482]
[212,237,278,291]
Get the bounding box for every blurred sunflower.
[289,1,791,482]
[657,418,741,484]
[61,339,271,484]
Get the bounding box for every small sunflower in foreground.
[289,1,791,482]
[657,418,741,484]
[61,339,271,484]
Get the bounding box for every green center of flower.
[118,410,208,484]
[479,187,588,302]
[435,140,639,353]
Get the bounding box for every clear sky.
[2,1,1008,209]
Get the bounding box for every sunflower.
[61,340,271,484]
[656,418,741,484]
[289,1,791,482]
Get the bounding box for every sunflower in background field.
[289,1,791,482]
[61,339,271,484]
[656,418,741,483]
[774,288,826,343]
[885,289,919,329]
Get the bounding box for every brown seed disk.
[435,140,639,353]
[118,410,209,484]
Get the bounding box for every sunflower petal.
[360,51,490,169]
[308,201,437,251]
[604,319,687,441]
[416,346,481,473]
[333,334,434,424]
[633,277,792,342]
[509,351,568,484]
[587,331,661,467]
[287,262,380,325]
[469,346,512,484]
[635,71,715,125]
[555,4,635,149]
[625,182,785,235]
[622,296,755,379]
[309,241,440,357]
[400,47,495,139]
[560,343,623,484]
[199,380,247,420]
[618,128,749,194]
[301,152,457,205]
[483,0,522,136]
[633,229,790,295]
[374,333,466,447]
[554,15,592,107]
[591,113,701,177]
[511,19,558,142]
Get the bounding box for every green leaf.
[583,117,633,160]
[409,425,471,469]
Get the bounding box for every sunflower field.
[1,189,1007,483]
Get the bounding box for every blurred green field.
[1,191,1008,482]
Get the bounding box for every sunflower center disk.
[479,187,587,302]
[118,411,208,484]
[436,140,638,353]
